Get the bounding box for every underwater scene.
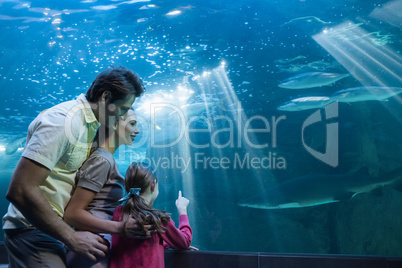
[0,0,401,257]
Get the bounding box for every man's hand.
[67,231,109,262]
[121,217,156,239]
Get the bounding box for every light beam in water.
[313,20,402,121]
[192,63,282,246]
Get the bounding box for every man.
[3,66,145,267]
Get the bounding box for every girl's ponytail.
[120,163,170,235]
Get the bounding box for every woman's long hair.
[121,162,170,235]
[89,124,113,154]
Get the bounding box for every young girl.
[110,162,194,268]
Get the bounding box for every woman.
[64,109,143,267]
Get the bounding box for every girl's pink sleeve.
[161,215,192,249]
[113,206,124,222]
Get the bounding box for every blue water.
[1,0,402,257]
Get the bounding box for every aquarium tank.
[0,0,401,258]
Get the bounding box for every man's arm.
[6,157,108,262]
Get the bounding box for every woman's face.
[117,109,139,146]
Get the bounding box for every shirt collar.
[76,93,99,124]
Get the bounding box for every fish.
[168,102,213,117]
[5,137,26,155]
[238,167,402,209]
[282,16,331,26]
[172,45,207,60]
[330,87,402,102]
[277,96,333,111]
[278,72,350,89]
[137,17,149,23]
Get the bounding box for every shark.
[330,87,402,102]
[277,96,333,111]
[278,72,350,89]
[238,167,402,209]
[5,136,26,155]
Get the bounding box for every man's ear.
[102,91,112,102]
[150,179,156,192]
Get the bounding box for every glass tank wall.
[0,0,401,257]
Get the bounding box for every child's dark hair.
[121,162,170,235]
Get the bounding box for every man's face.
[104,94,136,128]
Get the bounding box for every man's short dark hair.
[86,66,145,103]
